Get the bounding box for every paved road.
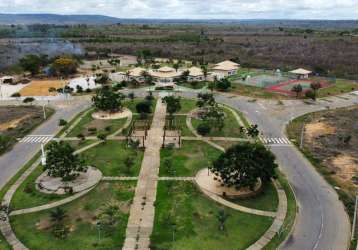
[0,98,91,190]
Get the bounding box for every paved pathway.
[123,99,166,250]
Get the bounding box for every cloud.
[0,0,357,19]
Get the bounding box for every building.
[187,67,205,82]
[127,67,146,82]
[149,66,181,87]
[211,60,240,79]
[289,68,312,79]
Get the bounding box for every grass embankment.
[11,182,135,250]
[151,182,273,250]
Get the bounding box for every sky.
[1,0,358,19]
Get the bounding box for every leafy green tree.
[23,97,35,104]
[50,207,67,225]
[44,141,87,181]
[19,54,48,76]
[180,70,190,82]
[95,73,110,85]
[215,78,231,91]
[210,143,278,190]
[246,124,260,138]
[163,96,182,118]
[196,93,216,108]
[197,123,211,136]
[136,101,152,114]
[58,119,67,126]
[92,86,124,113]
[305,89,316,100]
[50,207,69,239]
[128,92,135,101]
[291,84,303,98]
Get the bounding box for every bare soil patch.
[20,79,65,96]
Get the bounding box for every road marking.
[20,135,54,144]
[259,136,292,145]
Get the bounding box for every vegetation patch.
[151,182,273,250]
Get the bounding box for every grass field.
[160,141,222,177]
[151,182,273,250]
[191,108,245,138]
[66,109,127,137]
[11,181,135,250]
[81,140,144,176]
[20,80,65,96]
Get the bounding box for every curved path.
[123,88,356,250]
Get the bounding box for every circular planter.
[91,108,131,120]
[195,168,262,199]
[35,166,102,195]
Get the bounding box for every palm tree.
[201,65,208,80]
[291,84,303,98]
[173,63,180,72]
[50,207,67,224]
[216,209,229,231]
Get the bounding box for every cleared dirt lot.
[19,79,65,96]
[0,106,53,154]
[287,105,358,216]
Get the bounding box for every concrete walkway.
[123,99,166,250]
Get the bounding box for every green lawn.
[178,81,208,90]
[81,140,144,176]
[317,79,357,98]
[191,108,245,138]
[160,141,222,177]
[171,115,193,137]
[263,173,297,250]
[123,98,157,113]
[11,182,135,250]
[151,182,273,250]
[229,181,279,212]
[11,165,71,210]
[179,98,197,113]
[67,109,128,138]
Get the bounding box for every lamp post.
[41,143,46,166]
[96,221,102,243]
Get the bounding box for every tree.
[163,96,182,118]
[44,141,87,181]
[216,78,231,91]
[58,119,67,126]
[197,123,211,136]
[201,65,208,80]
[216,209,229,231]
[291,84,303,98]
[50,207,69,239]
[246,124,260,138]
[141,71,154,85]
[124,156,134,175]
[95,73,110,85]
[97,132,108,142]
[128,92,135,101]
[310,81,322,99]
[92,86,124,113]
[136,101,152,114]
[19,54,48,76]
[208,82,215,92]
[180,70,190,82]
[196,93,216,108]
[50,207,67,225]
[210,143,278,190]
[305,89,316,100]
[51,56,78,78]
[163,158,173,176]
[202,105,225,131]
[173,63,180,72]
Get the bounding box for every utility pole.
[41,143,46,166]
[42,104,47,120]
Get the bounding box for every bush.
[305,89,316,100]
[11,92,21,97]
[197,123,211,136]
[58,119,68,126]
[23,97,35,104]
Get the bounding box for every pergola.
[289,68,312,79]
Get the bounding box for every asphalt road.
[0,97,90,190]
[1,89,357,250]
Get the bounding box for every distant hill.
[0,14,122,25]
[0,14,358,29]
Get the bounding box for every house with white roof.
[187,67,205,82]
[211,60,240,79]
[289,68,312,79]
[127,67,146,82]
[149,66,182,87]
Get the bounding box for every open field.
[11,181,136,250]
[287,106,358,221]
[20,79,66,96]
[151,182,273,250]
[0,106,54,155]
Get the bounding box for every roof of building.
[289,68,312,75]
[128,67,146,77]
[158,66,176,72]
[149,69,181,78]
[215,60,240,67]
[188,67,204,77]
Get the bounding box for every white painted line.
[278,138,285,144]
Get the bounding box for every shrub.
[197,123,211,136]
[23,97,35,104]
[11,92,21,97]
[58,119,68,126]
[136,101,152,114]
